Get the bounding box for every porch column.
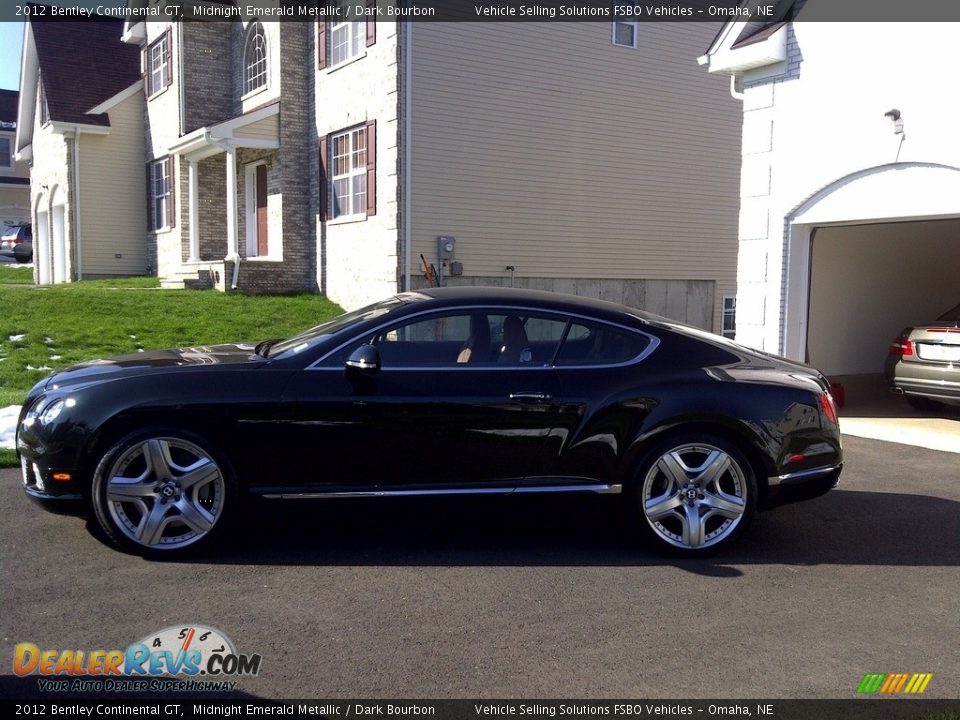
[224,143,239,261]
[188,159,199,262]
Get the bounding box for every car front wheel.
[90,431,232,556]
[631,434,756,556]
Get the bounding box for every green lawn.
[0,264,35,284]
[0,280,343,467]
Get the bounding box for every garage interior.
[806,218,960,409]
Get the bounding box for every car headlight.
[38,398,75,425]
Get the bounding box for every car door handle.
[509,392,552,402]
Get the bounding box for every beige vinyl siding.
[409,22,741,287]
[77,90,147,277]
[234,114,279,142]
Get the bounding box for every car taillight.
[819,392,839,427]
[889,339,913,357]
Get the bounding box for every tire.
[906,395,945,412]
[629,433,756,556]
[90,429,234,556]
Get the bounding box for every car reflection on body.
[16,287,842,557]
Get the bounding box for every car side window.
[323,310,569,368]
[555,322,652,366]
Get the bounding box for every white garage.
[806,219,960,379]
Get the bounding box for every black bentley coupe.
[16,287,842,556]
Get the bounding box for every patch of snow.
[25,365,52,371]
[0,405,20,450]
[49,355,62,360]
[43,337,53,344]
[8,334,24,342]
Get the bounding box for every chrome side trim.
[769,464,841,486]
[261,483,622,499]
[307,304,660,371]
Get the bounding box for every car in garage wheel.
[15,287,843,557]
[885,301,960,409]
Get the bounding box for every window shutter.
[166,156,176,228]
[164,28,173,88]
[317,21,327,69]
[365,120,376,217]
[146,163,153,230]
[366,1,377,46]
[319,136,329,221]
[141,46,148,85]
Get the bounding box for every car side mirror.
[345,344,381,375]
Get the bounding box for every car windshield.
[267,296,407,358]
[937,302,960,322]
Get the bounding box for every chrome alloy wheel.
[103,437,226,550]
[641,442,748,550]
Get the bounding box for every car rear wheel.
[631,434,756,556]
[90,431,232,556]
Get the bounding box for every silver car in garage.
[885,302,960,409]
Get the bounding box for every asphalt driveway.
[1,435,958,700]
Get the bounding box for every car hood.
[43,343,264,389]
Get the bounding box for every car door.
[291,308,569,490]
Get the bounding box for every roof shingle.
[30,13,140,127]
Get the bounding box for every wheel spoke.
[657,452,689,487]
[701,489,745,519]
[175,498,215,534]
[645,490,683,521]
[107,476,156,502]
[136,500,172,545]
[143,439,173,480]
[178,458,219,491]
[681,503,705,547]
[691,450,730,489]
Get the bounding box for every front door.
[255,164,268,256]
[286,309,570,490]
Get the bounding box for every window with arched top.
[244,23,268,96]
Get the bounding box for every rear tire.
[90,429,234,556]
[629,433,756,556]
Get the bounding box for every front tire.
[630,434,756,556]
[90,430,233,556]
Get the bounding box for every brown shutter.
[319,136,328,221]
[366,0,377,46]
[166,156,176,228]
[164,28,173,88]
[256,164,269,256]
[317,20,327,70]
[146,163,153,230]
[365,120,376,217]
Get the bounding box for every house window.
[146,31,172,98]
[722,296,737,339]
[612,21,638,48]
[244,22,268,96]
[328,18,365,67]
[148,157,175,231]
[0,137,11,168]
[321,122,376,219]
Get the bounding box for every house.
[15,16,145,283]
[27,9,741,335]
[0,90,30,234]
[699,1,960,385]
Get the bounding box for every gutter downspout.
[403,21,412,292]
[72,128,82,280]
[730,75,745,101]
[177,23,185,136]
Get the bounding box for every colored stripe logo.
[857,672,933,694]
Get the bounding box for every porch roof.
[169,103,280,160]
